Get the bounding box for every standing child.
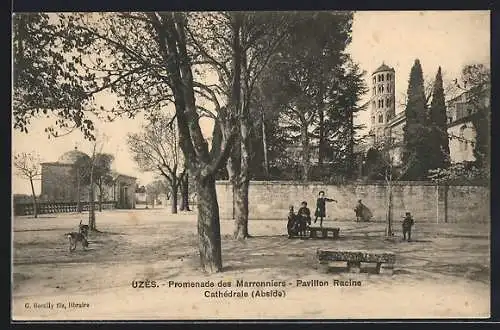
[314,191,337,227]
[297,201,311,237]
[402,212,415,242]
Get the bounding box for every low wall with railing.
[13,201,117,216]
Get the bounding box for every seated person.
[297,201,311,236]
[287,205,298,238]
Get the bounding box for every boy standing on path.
[314,191,337,227]
[402,212,415,242]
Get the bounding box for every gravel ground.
[11,208,490,320]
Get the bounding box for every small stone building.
[40,148,137,209]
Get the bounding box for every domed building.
[40,147,137,209]
[57,148,91,165]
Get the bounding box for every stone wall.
[215,181,490,224]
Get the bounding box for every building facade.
[365,62,485,166]
[40,148,137,209]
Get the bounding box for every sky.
[12,10,490,195]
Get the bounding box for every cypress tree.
[428,66,450,170]
[401,59,432,180]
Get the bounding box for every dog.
[79,220,89,238]
[65,232,89,252]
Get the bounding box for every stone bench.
[308,227,340,239]
[317,249,396,274]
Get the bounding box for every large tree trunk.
[170,178,178,214]
[196,173,223,273]
[29,177,38,218]
[233,179,249,239]
[180,173,190,211]
[300,120,310,182]
[233,44,251,240]
[156,13,227,273]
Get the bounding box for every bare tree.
[72,134,109,231]
[13,152,42,218]
[146,180,166,208]
[187,11,291,239]
[127,114,186,214]
[366,131,411,237]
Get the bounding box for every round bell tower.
[370,62,396,144]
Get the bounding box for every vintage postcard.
[11,10,491,320]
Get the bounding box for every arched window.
[386,73,391,81]
[378,114,383,123]
[381,74,385,82]
[381,85,384,93]
[387,84,391,92]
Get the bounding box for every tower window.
[387,84,391,92]
[385,98,389,107]
[386,73,391,81]
[373,77,376,84]
[373,87,376,95]
[381,74,384,82]
[381,85,384,93]
[378,114,383,123]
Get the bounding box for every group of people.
[286,190,415,241]
[287,191,337,238]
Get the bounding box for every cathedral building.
[40,147,137,209]
[365,62,483,167]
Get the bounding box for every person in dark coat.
[402,212,415,242]
[287,205,298,238]
[297,201,311,237]
[314,191,337,227]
